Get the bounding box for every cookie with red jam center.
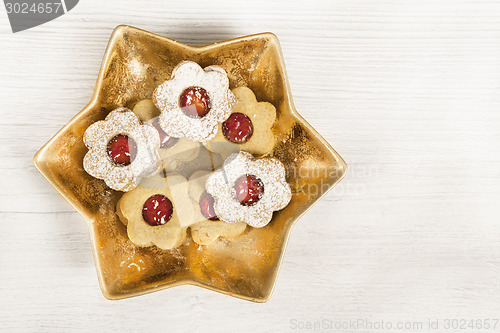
[116,174,194,250]
[152,61,236,142]
[83,107,161,192]
[206,86,276,158]
[187,170,247,245]
[206,152,292,228]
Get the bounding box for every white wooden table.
[1,1,500,332]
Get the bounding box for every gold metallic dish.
[33,25,347,302]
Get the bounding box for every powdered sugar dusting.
[83,107,161,192]
[153,61,235,142]
[206,152,292,228]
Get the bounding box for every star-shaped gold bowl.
[34,25,347,302]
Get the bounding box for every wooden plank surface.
[1,0,500,332]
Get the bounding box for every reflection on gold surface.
[33,25,347,302]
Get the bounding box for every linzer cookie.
[188,170,246,245]
[83,107,161,192]
[116,174,194,250]
[153,61,235,142]
[206,86,276,157]
[206,152,291,228]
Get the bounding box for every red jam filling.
[152,118,179,148]
[142,194,173,226]
[179,86,211,118]
[106,134,137,166]
[222,112,254,144]
[199,191,219,220]
[234,174,264,206]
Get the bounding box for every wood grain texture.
[1,0,500,332]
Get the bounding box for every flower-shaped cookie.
[206,152,292,228]
[206,87,276,156]
[83,107,161,191]
[188,170,246,245]
[153,61,235,142]
[116,173,194,250]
